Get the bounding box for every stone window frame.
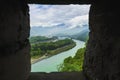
[27,1,91,80]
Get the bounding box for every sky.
[29,4,90,29]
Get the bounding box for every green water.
[31,39,85,73]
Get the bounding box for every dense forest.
[30,37,76,59]
[58,46,86,72]
[30,36,58,44]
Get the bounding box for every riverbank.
[31,42,76,64]
[31,55,48,64]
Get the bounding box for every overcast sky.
[29,4,90,28]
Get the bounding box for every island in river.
[30,36,76,64]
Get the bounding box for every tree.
[58,47,86,72]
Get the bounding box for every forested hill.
[70,29,89,42]
[30,36,58,44]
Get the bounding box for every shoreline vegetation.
[58,47,86,72]
[31,43,76,64]
[31,39,76,64]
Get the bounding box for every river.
[31,39,85,73]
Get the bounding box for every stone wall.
[0,1,30,80]
[83,3,120,80]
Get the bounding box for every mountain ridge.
[30,24,89,37]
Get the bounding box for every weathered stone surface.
[0,43,30,80]
[28,0,90,4]
[83,3,120,80]
[0,1,30,47]
[28,72,85,80]
[0,1,30,80]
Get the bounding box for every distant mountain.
[55,24,89,37]
[30,26,52,37]
[30,24,89,41]
[54,24,89,41]
[70,28,89,41]
[30,24,67,37]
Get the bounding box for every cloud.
[67,15,88,29]
[28,4,90,28]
